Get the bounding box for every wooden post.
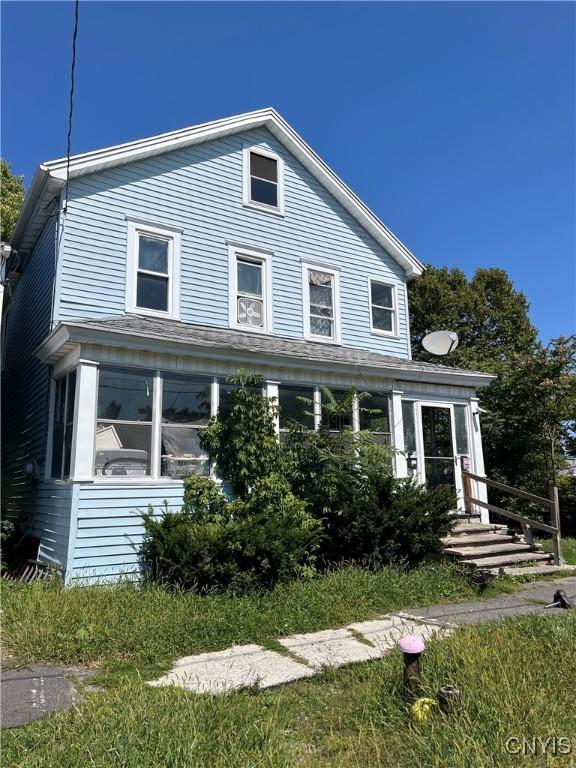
[461,457,472,514]
[549,485,563,567]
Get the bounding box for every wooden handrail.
[461,462,563,566]
[463,471,554,508]
[462,497,557,534]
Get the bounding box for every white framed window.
[50,370,77,479]
[242,146,284,215]
[126,219,181,319]
[228,245,273,333]
[369,279,397,336]
[302,263,341,343]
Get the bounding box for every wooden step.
[442,532,514,547]
[452,523,508,535]
[445,542,533,558]
[462,552,552,569]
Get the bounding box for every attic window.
[243,147,284,214]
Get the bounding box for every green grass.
[3,612,575,768]
[2,563,507,677]
[539,536,576,565]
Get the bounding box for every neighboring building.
[2,109,494,583]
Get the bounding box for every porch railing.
[460,459,563,566]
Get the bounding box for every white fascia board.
[37,321,495,389]
[19,108,423,277]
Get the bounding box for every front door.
[420,405,463,502]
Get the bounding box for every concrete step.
[462,552,552,569]
[445,542,533,559]
[442,532,514,547]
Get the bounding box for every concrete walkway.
[148,576,576,695]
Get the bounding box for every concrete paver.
[148,644,316,694]
[278,628,382,669]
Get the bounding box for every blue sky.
[2,1,574,342]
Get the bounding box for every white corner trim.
[367,277,399,338]
[302,261,341,345]
[242,144,285,216]
[70,361,99,481]
[227,243,274,334]
[125,219,181,320]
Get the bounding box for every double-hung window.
[229,246,272,333]
[126,219,181,318]
[243,147,284,214]
[303,264,340,343]
[51,370,76,479]
[369,280,396,335]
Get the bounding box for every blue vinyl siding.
[1,218,56,520]
[34,482,74,568]
[57,127,411,357]
[67,484,185,583]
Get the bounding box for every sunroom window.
[359,391,392,445]
[95,367,154,477]
[51,370,76,479]
[278,384,315,441]
[161,373,211,478]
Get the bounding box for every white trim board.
[12,109,423,277]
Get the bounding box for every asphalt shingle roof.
[68,315,491,380]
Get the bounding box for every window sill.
[126,307,180,321]
[242,201,285,218]
[230,323,273,336]
[370,329,400,339]
[304,335,342,346]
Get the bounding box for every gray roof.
[58,314,494,384]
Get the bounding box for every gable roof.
[36,314,495,388]
[12,108,424,277]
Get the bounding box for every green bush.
[140,475,320,593]
[200,371,284,496]
[282,424,454,565]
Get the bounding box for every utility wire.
[63,0,80,214]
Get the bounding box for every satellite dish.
[422,330,459,356]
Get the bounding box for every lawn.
[3,565,574,768]
[539,536,576,566]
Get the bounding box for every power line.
[63,0,80,214]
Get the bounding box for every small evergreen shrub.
[140,475,320,593]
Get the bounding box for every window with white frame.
[51,370,76,479]
[95,367,154,477]
[126,220,181,318]
[278,384,316,441]
[161,373,211,478]
[243,148,284,213]
[359,391,392,445]
[229,247,272,332]
[303,265,340,343]
[369,280,396,334]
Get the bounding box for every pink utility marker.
[398,635,426,655]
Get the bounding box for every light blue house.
[3,109,493,583]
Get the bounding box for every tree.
[408,266,537,371]
[408,266,575,498]
[1,160,25,242]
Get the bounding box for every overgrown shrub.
[200,371,284,496]
[282,424,454,565]
[140,475,320,593]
